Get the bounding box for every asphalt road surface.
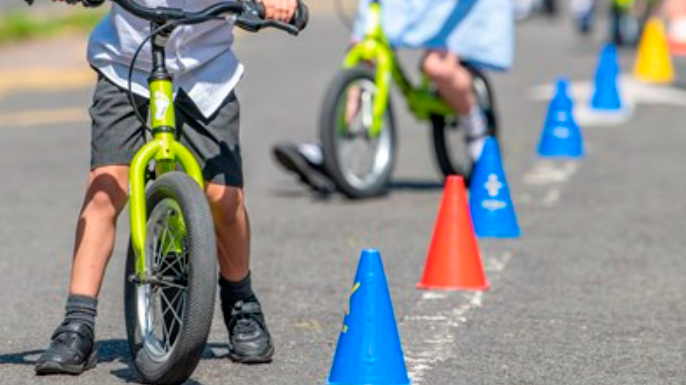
[1,8,686,385]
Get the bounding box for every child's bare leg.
[205,182,273,363]
[70,165,129,297]
[422,50,474,115]
[423,51,489,161]
[36,165,128,376]
[205,183,250,282]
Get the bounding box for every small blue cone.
[537,78,584,158]
[327,249,410,385]
[470,138,520,238]
[591,44,623,111]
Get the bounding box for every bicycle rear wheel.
[125,172,217,385]
[431,66,499,184]
[319,65,397,199]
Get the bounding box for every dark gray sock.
[219,272,257,311]
[65,294,98,330]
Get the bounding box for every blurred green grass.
[0,10,105,45]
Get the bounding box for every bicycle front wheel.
[124,172,217,385]
[432,66,499,184]
[319,66,397,199]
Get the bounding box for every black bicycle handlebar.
[25,0,308,35]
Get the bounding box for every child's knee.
[206,184,246,229]
[84,167,129,218]
[423,52,473,93]
[423,52,454,83]
[452,67,473,94]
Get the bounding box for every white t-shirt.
[87,0,243,118]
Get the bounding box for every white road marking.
[543,189,561,207]
[421,292,448,300]
[524,161,579,186]
[574,103,634,126]
[403,252,512,384]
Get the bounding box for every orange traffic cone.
[668,0,686,55]
[417,176,489,291]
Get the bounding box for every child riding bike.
[35,0,299,376]
[274,0,514,194]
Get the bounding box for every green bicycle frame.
[129,28,205,277]
[342,1,453,138]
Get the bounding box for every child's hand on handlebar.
[258,0,297,22]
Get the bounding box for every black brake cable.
[126,16,225,135]
[126,20,181,134]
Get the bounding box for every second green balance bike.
[319,0,499,199]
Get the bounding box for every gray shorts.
[89,73,243,187]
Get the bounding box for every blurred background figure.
[515,0,558,21]
[571,0,596,34]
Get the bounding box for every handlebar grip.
[81,0,106,7]
[291,0,308,32]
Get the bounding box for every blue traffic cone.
[591,44,623,111]
[327,249,410,385]
[469,138,520,238]
[537,79,584,158]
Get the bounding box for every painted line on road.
[0,69,94,98]
[523,161,578,186]
[520,160,580,208]
[402,252,512,385]
[0,107,88,128]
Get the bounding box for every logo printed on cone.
[417,176,489,290]
[634,18,675,84]
[538,78,584,158]
[591,44,624,112]
[470,138,520,238]
[327,249,410,385]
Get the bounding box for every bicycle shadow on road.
[109,341,228,384]
[389,179,444,191]
[0,339,224,385]
[0,339,131,367]
[271,178,444,201]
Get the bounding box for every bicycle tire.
[319,65,397,199]
[124,172,217,385]
[431,65,499,185]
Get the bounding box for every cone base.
[416,282,490,291]
[538,153,584,159]
[633,73,675,84]
[476,232,520,239]
[327,380,410,385]
[589,105,631,115]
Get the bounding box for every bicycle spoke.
[156,224,170,269]
[159,255,183,278]
[160,289,184,347]
[161,289,184,323]
[159,280,187,290]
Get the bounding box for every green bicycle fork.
[129,26,205,278]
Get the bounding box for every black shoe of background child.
[224,300,274,364]
[35,320,97,375]
[272,142,336,194]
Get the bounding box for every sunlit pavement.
[1,10,686,385]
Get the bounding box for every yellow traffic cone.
[634,18,676,84]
